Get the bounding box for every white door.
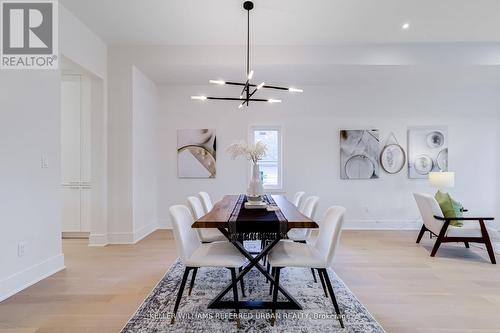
[61,75,91,234]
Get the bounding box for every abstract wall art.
[340,129,380,179]
[380,133,406,174]
[407,126,448,179]
[177,129,216,178]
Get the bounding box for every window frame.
[249,125,283,192]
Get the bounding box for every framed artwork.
[380,133,406,174]
[407,126,448,179]
[177,129,216,178]
[340,129,380,179]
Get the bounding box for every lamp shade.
[429,172,455,189]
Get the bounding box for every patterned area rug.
[121,255,384,332]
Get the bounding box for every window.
[250,126,282,190]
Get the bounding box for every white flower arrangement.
[226,140,267,164]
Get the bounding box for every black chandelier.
[191,1,303,109]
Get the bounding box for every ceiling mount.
[243,1,254,11]
[191,0,303,109]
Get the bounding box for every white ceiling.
[61,0,500,45]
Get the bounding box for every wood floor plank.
[0,230,499,332]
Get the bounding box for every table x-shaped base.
[207,228,302,311]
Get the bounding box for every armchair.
[413,193,498,264]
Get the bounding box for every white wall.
[60,5,107,80]
[0,71,64,301]
[107,54,160,243]
[132,67,159,241]
[157,73,500,229]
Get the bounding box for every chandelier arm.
[225,81,290,91]
[206,97,269,102]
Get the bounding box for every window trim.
[249,125,283,192]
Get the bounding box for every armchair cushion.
[435,191,463,227]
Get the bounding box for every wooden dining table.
[192,194,319,312]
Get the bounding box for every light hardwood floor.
[0,230,499,333]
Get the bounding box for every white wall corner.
[0,254,65,302]
[156,218,171,229]
[133,221,158,243]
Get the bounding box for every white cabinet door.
[61,76,81,184]
[61,75,92,234]
[61,186,81,232]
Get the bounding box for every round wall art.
[345,154,376,179]
[414,154,433,175]
[380,144,406,174]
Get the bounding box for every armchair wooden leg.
[431,221,450,257]
[271,267,281,326]
[188,267,198,296]
[319,268,345,329]
[430,237,443,257]
[416,224,427,243]
[171,267,191,324]
[464,242,470,248]
[479,220,496,264]
[229,268,241,328]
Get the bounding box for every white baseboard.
[0,253,65,302]
[88,233,109,246]
[108,231,135,244]
[343,219,422,230]
[105,221,158,245]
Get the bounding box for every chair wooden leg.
[271,267,281,326]
[320,268,344,328]
[311,268,318,283]
[238,267,246,297]
[464,241,470,248]
[318,268,328,297]
[229,268,241,328]
[188,267,198,296]
[479,220,496,264]
[269,267,276,295]
[430,237,442,257]
[431,221,450,257]
[171,267,191,324]
[416,224,426,243]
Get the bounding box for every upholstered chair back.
[169,205,201,263]
[313,206,345,267]
[301,196,320,219]
[198,192,213,213]
[413,192,445,235]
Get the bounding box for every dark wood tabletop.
[192,194,318,230]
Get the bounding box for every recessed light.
[402,23,410,30]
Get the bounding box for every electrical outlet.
[41,154,49,168]
[18,242,27,257]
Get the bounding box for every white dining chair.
[291,191,305,209]
[287,196,320,242]
[268,206,346,328]
[198,191,213,213]
[169,205,246,325]
[414,192,499,263]
[187,196,226,243]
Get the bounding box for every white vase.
[247,163,264,198]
